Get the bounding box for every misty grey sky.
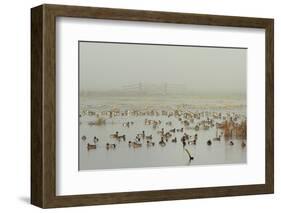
[79,41,246,95]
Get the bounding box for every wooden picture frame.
[31,4,274,208]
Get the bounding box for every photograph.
[30,4,274,208]
[78,41,247,170]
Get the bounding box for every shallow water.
[79,96,246,170]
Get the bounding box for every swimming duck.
[159,137,166,147]
[188,139,196,145]
[164,132,172,138]
[177,128,183,132]
[110,131,119,138]
[129,141,142,148]
[171,137,177,143]
[123,122,130,127]
[146,141,155,146]
[207,140,212,146]
[181,136,186,147]
[184,133,189,140]
[106,143,116,149]
[135,136,141,142]
[87,143,96,150]
[169,128,176,133]
[117,134,126,141]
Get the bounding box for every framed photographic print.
[31,4,274,208]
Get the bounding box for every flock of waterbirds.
[80,108,247,162]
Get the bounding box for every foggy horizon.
[79,41,247,97]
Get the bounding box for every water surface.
[79,96,246,170]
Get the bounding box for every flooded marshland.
[78,41,247,170]
[79,96,246,170]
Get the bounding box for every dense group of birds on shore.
[80,108,247,161]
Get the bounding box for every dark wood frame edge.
[31,4,274,208]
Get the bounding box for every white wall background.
[0,0,279,212]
